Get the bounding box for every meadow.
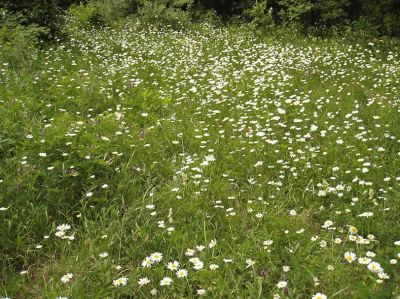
[1,21,400,298]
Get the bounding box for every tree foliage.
[1,0,400,36]
[195,0,400,36]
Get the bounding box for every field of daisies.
[1,21,400,298]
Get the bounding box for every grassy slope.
[1,22,400,298]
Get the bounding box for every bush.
[0,9,46,68]
[246,1,274,28]
[383,14,400,36]
[137,0,193,29]
[1,0,64,39]
[68,2,101,27]
[344,16,381,39]
[277,0,313,29]
[315,0,350,27]
[68,0,133,28]
[190,6,221,26]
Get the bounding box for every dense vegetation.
[1,1,400,299]
[2,0,400,37]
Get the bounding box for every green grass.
[1,21,400,298]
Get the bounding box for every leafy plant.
[68,0,133,28]
[137,0,193,28]
[0,9,46,68]
[315,0,350,27]
[247,1,274,28]
[277,0,313,29]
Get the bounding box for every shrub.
[190,6,221,26]
[1,0,64,39]
[246,1,274,28]
[137,0,193,29]
[383,14,400,36]
[344,16,381,39]
[277,0,313,30]
[68,0,133,28]
[0,9,46,68]
[68,2,103,27]
[315,0,350,27]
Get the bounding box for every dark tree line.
[1,0,400,36]
[197,0,400,35]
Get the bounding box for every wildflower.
[282,266,290,272]
[56,224,71,231]
[209,264,219,270]
[60,273,73,283]
[263,239,273,248]
[344,252,357,263]
[150,252,163,263]
[358,257,371,264]
[246,259,256,268]
[160,277,173,286]
[138,277,150,286]
[312,277,319,286]
[189,257,201,264]
[322,220,333,228]
[99,252,108,258]
[358,212,373,217]
[223,259,233,263]
[254,161,263,167]
[277,108,286,114]
[176,269,188,278]
[142,256,153,268]
[208,239,217,248]
[113,277,128,287]
[167,261,179,271]
[367,262,382,273]
[193,260,204,270]
[185,248,196,256]
[277,281,287,288]
[312,293,327,299]
[349,226,358,234]
[196,245,205,251]
[378,272,390,279]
